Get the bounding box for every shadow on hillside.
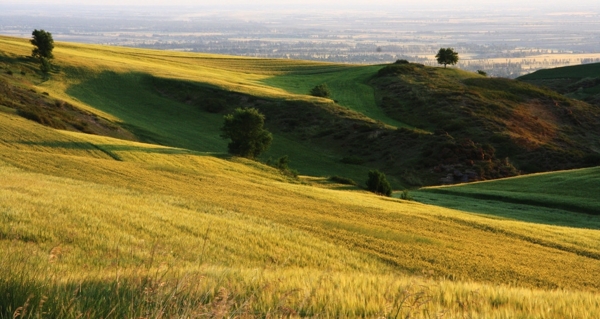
[63,70,229,153]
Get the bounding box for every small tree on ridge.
[435,48,459,68]
[31,29,54,61]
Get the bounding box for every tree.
[366,170,392,196]
[220,108,272,159]
[30,29,54,61]
[435,48,459,68]
[310,84,331,98]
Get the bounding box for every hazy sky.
[3,0,600,8]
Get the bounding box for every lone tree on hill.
[31,29,54,61]
[435,48,459,68]
[366,170,392,197]
[31,29,55,76]
[221,107,273,159]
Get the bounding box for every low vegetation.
[309,83,331,98]
[373,62,600,179]
[366,169,392,196]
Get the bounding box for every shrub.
[274,155,289,170]
[399,189,413,200]
[477,70,487,76]
[394,59,409,64]
[328,175,357,186]
[366,170,392,196]
[310,84,331,98]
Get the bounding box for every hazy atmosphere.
[2,0,600,317]
[3,0,600,77]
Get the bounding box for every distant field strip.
[420,167,600,215]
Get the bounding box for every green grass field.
[1,35,600,318]
[261,64,413,128]
[416,167,600,217]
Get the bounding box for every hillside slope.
[0,107,600,317]
[373,63,600,179]
[3,35,599,187]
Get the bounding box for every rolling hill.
[3,35,599,188]
[1,35,600,317]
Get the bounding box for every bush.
[267,155,299,178]
[366,170,392,196]
[328,175,357,186]
[399,189,413,200]
[310,84,331,98]
[394,59,409,64]
[274,155,289,170]
[477,70,487,76]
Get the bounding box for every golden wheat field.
[1,35,600,318]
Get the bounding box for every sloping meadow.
[0,112,599,317]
